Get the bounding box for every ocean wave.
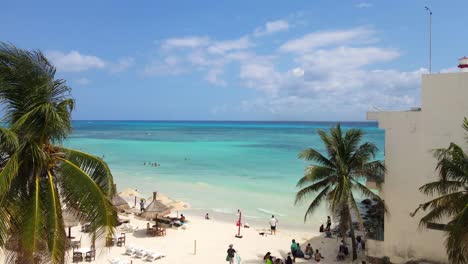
[257,208,286,217]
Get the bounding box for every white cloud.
[291,67,305,77]
[254,19,290,36]
[162,36,210,49]
[47,51,106,72]
[110,57,135,73]
[75,77,90,85]
[207,36,252,54]
[356,2,372,8]
[205,69,226,86]
[279,27,375,53]
[143,55,186,76]
[145,23,426,119]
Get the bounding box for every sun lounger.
[124,244,136,255]
[134,248,148,258]
[109,257,131,264]
[145,252,166,262]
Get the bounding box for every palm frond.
[295,178,331,205]
[19,174,45,262]
[302,186,331,222]
[296,166,335,187]
[45,171,66,264]
[298,148,335,168]
[57,158,116,239]
[419,180,466,196]
[59,147,114,196]
[445,203,468,264]
[0,127,19,154]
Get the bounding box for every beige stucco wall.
[367,72,468,263]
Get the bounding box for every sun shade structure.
[141,192,171,220]
[112,184,131,211]
[119,188,143,207]
[62,209,80,238]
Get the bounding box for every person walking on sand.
[226,244,236,264]
[326,216,331,229]
[269,215,278,235]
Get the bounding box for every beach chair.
[71,236,82,249]
[116,233,126,247]
[124,245,136,255]
[85,246,96,262]
[134,248,148,258]
[72,252,83,263]
[145,252,166,262]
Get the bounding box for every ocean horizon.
[63,120,385,229]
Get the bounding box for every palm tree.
[412,118,468,264]
[295,124,385,260]
[0,43,117,263]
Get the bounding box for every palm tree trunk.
[348,209,358,261]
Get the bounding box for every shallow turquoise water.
[64,121,384,228]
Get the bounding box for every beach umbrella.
[141,192,171,228]
[62,209,80,238]
[112,184,131,211]
[119,188,143,208]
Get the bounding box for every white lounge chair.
[134,248,148,258]
[145,252,166,262]
[124,244,136,255]
[109,258,130,264]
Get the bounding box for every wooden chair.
[71,236,82,249]
[116,233,126,246]
[105,236,114,247]
[72,252,83,263]
[85,246,96,262]
[157,227,166,236]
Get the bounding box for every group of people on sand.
[319,215,333,237]
[261,240,323,264]
[143,162,160,167]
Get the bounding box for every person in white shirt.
[269,215,278,235]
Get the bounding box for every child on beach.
[226,244,236,264]
[314,249,324,262]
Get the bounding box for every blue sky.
[2,0,467,121]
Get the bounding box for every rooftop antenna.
[425,6,432,73]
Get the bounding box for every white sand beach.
[64,192,366,264]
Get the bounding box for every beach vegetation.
[295,123,386,261]
[412,118,468,264]
[0,43,117,263]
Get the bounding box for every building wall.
[367,72,468,263]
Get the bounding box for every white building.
[366,60,468,263]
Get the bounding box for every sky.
[2,0,467,121]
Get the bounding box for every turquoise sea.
[65,121,384,229]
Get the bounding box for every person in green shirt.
[290,239,298,262]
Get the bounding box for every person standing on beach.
[290,239,298,262]
[269,215,278,235]
[326,216,331,229]
[226,244,236,264]
[140,199,145,212]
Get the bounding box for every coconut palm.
[295,124,385,260]
[412,118,468,264]
[0,43,117,263]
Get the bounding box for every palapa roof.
[141,192,171,219]
[119,188,142,198]
[62,209,80,228]
[112,194,131,211]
